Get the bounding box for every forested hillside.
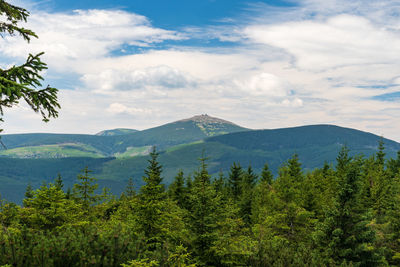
[1,121,399,203]
[1,145,400,266]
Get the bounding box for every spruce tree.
[228,162,243,200]
[142,147,164,195]
[260,161,274,184]
[72,166,99,210]
[275,154,304,203]
[189,156,221,265]
[54,173,64,190]
[168,170,186,208]
[313,147,383,265]
[213,170,225,194]
[139,147,166,250]
[23,183,34,207]
[376,139,386,167]
[124,177,136,199]
[287,153,302,181]
[0,1,60,133]
[239,165,257,225]
[23,183,78,230]
[336,145,351,173]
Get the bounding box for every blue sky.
[2,0,400,141]
[44,0,295,28]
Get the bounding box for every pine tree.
[313,147,384,265]
[376,138,386,167]
[21,182,82,230]
[239,165,257,225]
[168,170,186,208]
[54,173,64,190]
[189,156,221,265]
[139,147,167,251]
[23,183,34,207]
[275,154,304,203]
[260,161,274,184]
[228,162,243,200]
[287,153,302,181]
[213,170,225,193]
[0,1,60,133]
[72,166,99,210]
[336,145,351,174]
[124,177,136,199]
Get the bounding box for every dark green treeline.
[1,144,400,266]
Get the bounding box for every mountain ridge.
[1,118,399,203]
[0,114,249,158]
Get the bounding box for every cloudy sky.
[2,0,400,141]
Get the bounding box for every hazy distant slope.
[207,124,400,152]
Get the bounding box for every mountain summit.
[176,114,247,137]
[180,114,237,125]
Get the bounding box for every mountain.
[108,114,249,153]
[0,114,249,158]
[96,128,138,136]
[1,121,399,203]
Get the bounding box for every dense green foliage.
[1,144,400,266]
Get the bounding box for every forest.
[0,142,400,266]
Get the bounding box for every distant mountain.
[0,114,249,158]
[109,114,249,153]
[1,123,399,203]
[96,128,138,136]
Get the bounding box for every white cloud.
[281,98,304,107]
[0,9,184,71]
[82,65,197,93]
[245,14,400,71]
[106,103,152,115]
[235,72,291,97]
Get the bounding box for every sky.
[2,0,400,141]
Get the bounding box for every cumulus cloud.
[234,72,291,97]
[82,65,197,93]
[106,103,152,115]
[0,9,184,71]
[245,14,400,71]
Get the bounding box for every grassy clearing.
[113,146,152,158]
[0,143,105,158]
